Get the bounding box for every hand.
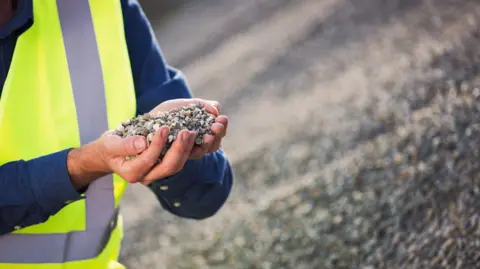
[149,98,229,160]
[68,126,197,188]
[97,126,199,185]
[68,98,228,189]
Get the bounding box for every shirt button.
[173,202,181,207]
[14,225,21,230]
[160,185,169,191]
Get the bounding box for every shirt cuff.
[148,149,231,211]
[148,159,201,205]
[27,149,83,216]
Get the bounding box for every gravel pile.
[118,1,480,268]
[114,103,215,159]
[172,30,480,269]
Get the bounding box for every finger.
[124,127,169,175]
[215,115,228,130]
[103,132,148,156]
[143,130,195,183]
[210,101,221,114]
[202,134,215,151]
[209,136,222,153]
[202,102,220,117]
[189,134,215,159]
[188,146,205,159]
[210,123,226,138]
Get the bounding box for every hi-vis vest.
[0,0,136,268]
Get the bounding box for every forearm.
[0,150,83,235]
[0,141,112,235]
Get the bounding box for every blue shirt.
[0,0,233,235]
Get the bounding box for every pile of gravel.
[172,32,480,269]
[114,103,215,159]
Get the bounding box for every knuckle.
[123,142,131,155]
[213,102,221,112]
[123,175,138,183]
[192,97,202,105]
[175,166,183,174]
[165,166,178,176]
[162,168,173,176]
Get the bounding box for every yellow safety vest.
[0,0,136,268]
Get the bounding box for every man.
[0,0,233,268]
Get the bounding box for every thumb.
[201,101,220,117]
[102,132,148,156]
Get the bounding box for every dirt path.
[118,0,480,268]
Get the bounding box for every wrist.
[67,142,110,190]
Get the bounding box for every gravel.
[114,103,215,159]
[118,1,480,268]
[169,26,480,269]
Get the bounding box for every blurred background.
[119,0,480,268]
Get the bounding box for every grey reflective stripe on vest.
[0,0,117,263]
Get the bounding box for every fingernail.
[134,139,146,151]
[183,131,190,143]
[161,127,169,139]
[190,131,196,144]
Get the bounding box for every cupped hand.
[93,98,228,185]
[149,98,229,160]
[97,126,197,185]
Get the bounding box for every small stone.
[352,191,363,201]
[192,255,207,266]
[393,153,403,164]
[293,203,313,217]
[417,162,427,172]
[125,155,136,161]
[315,209,330,222]
[146,121,154,130]
[147,133,154,143]
[274,244,284,253]
[473,88,480,97]
[431,256,441,265]
[208,251,226,262]
[287,143,311,161]
[332,215,343,224]
[234,236,246,247]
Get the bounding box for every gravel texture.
[114,103,215,159]
[185,79,480,269]
[165,31,480,269]
[118,0,480,268]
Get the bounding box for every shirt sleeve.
[0,149,83,235]
[121,0,234,219]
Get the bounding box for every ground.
[118,0,480,268]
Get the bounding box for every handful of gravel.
[114,103,216,160]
